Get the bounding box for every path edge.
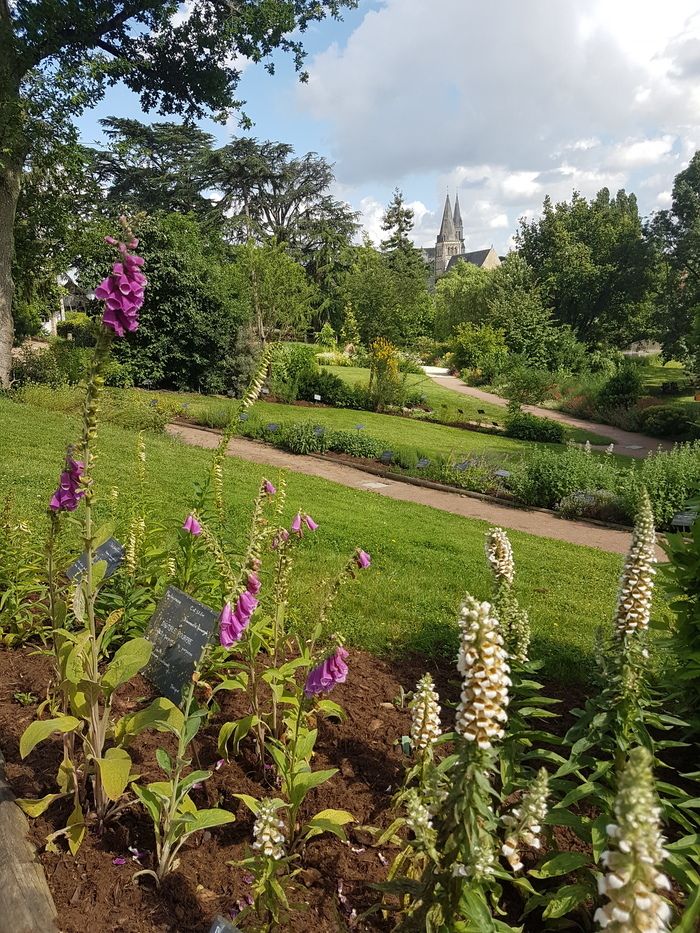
[0,746,58,933]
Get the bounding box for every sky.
[76,0,700,253]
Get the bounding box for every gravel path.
[424,370,672,458]
[167,423,644,555]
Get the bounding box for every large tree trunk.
[0,157,20,387]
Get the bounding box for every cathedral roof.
[446,248,500,272]
[453,193,463,229]
[437,194,456,241]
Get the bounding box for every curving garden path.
[166,423,660,557]
[422,368,673,458]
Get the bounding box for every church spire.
[437,193,455,241]
[453,192,464,250]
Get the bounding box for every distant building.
[423,193,502,278]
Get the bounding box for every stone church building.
[422,193,501,278]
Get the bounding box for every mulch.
[0,645,589,932]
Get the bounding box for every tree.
[341,240,433,347]
[434,261,489,337]
[89,118,214,217]
[0,0,356,386]
[13,116,98,338]
[380,187,415,253]
[73,213,244,392]
[648,152,700,368]
[515,188,656,346]
[231,240,317,343]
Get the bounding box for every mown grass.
[325,365,615,446]
[0,395,672,683]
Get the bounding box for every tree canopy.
[0,0,357,384]
[515,188,656,346]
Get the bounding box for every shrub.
[508,446,620,511]
[597,363,643,411]
[397,351,423,374]
[412,336,450,366]
[325,430,386,460]
[621,441,700,527]
[504,410,565,443]
[316,350,353,366]
[450,322,508,382]
[279,422,328,455]
[297,369,359,408]
[368,337,404,410]
[56,311,97,347]
[51,342,91,384]
[504,365,557,406]
[639,404,699,439]
[10,345,65,387]
[314,322,337,349]
[268,343,319,402]
[558,489,628,524]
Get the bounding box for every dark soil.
[0,646,590,932]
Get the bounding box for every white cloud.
[296,0,700,248]
[656,190,673,206]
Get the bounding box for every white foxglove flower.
[606,443,615,456]
[485,527,514,586]
[410,673,441,751]
[509,605,531,666]
[501,769,549,872]
[405,789,435,850]
[584,440,592,455]
[455,597,511,749]
[125,515,145,575]
[614,491,656,639]
[253,799,287,860]
[595,747,670,932]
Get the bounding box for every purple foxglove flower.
[304,647,349,697]
[49,451,85,512]
[183,513,202,536]
[263,480,276,495]
[112,857,127,866]
[220,600,251,647]
[356,549,371,569]
[304,514,318,531]
[291,513,302,535]
[247,572,261,595]
[215,759,225,771]
[96,237,147,337]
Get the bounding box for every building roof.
[446,248,499,272]
[437,194,456,241]
[453,193,463,230]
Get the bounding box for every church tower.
[434,193,465,277]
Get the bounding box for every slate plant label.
[208,917,243,933]
[313,393,322,401]
[266,423,279,433]
[416,458,431,469]
[66,537,125,581]
[380,450,394,463]
[144,586,219,704]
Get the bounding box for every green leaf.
[304,808,355,842]
[156,748,172,775]
[591,814,609,863]
[93,522,114,550]
[217,715,259,759]
[16,792,67,818]
[177,770,212,797]
[66,803,86,856]
[115,697,184,744]
[102,637,152,693]
[233,793,261,816]
[20,716,81,759]
[92,560,108,588]
[529,852,590,879]
[541,882,591,919]
[667,834,700,853]
[180,808,235,835]
[96,748,133,802]
[131,783,163,824]
[290,768,338,807]
[72,584,85,623]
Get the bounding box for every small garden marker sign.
[66,537,125,581]
[144,586,219,704]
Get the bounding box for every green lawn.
[324,365,614,446]
[0,396,671,683]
